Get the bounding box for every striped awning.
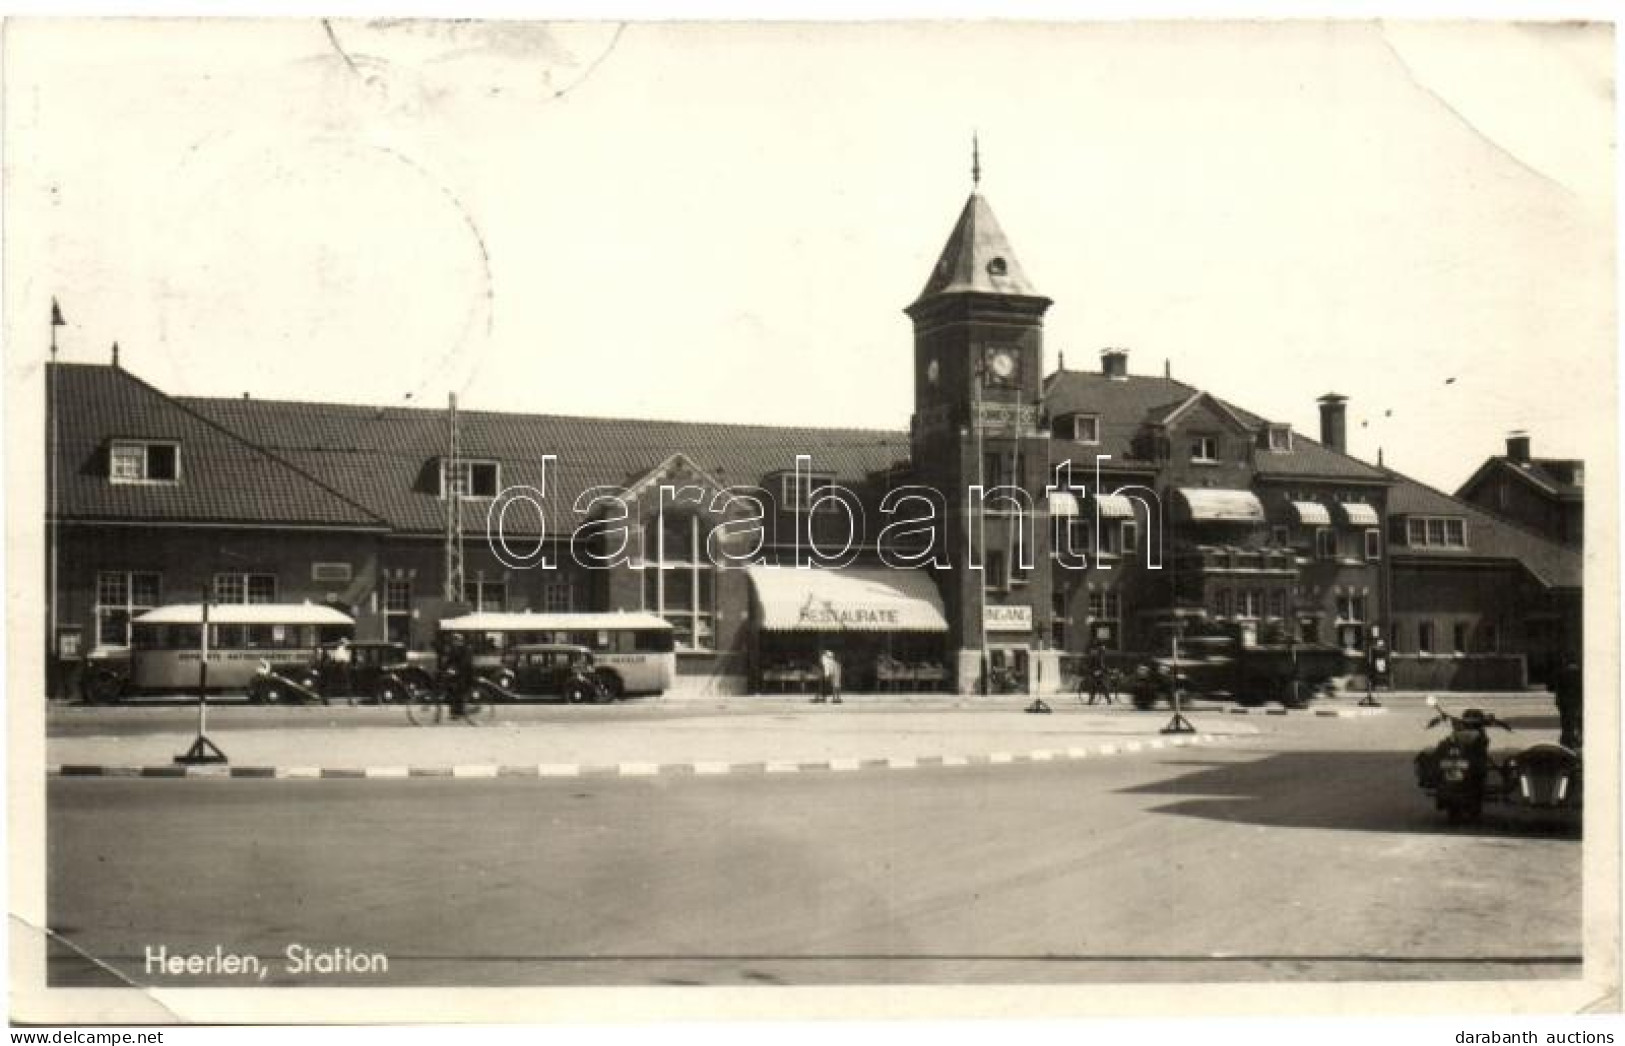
[1177,488,1265,523]
[1341,502,1380,526]
[1093,494,1136,519]
[747,566,949,633]
[1046,490,1081,517]
[1290,501,1331,526]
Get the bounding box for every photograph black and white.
[6,14,1619,1028]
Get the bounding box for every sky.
[5,17,1616,493]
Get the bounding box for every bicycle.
[406,680,489,726]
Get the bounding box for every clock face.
[985,347,1018,383]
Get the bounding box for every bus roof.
[439,612,672,632]
[134,603,355,626]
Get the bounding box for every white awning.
[1177,488,1266,523]
[1290,501,1331,526]
[1093,494,1136,520]
[747,565,949,633]
[1341,502,1380,526]
[1046,490,1081,517]
[135,603,354,626]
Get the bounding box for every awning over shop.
[1177,488,1266,524]
[1093,494,1136,519]
[1290,500,1331,526]
[747,565,949,633]
[1046,490,1081,517]
[1341,502,1380,526]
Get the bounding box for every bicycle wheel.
[406,695,442,727]
[460,696,489,725]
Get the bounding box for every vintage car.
[497,643,612,703]
[311,641,437,704]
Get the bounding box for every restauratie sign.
[984,605,1032,632]
[797,606,902,627]
[974,402,1039,434]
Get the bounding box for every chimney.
[1317,393,1347,454]
[1101,348,1129,381]
[1506,431,1531,463]
[1164,358,1171,379]
[1058,350,1066,371]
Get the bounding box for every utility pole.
[444,392,465,603]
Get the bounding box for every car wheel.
[566,681,591,704]
[375,679,404,705]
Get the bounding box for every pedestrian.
[1086,643,1111,705]
[443,633,474,719]
[1550,653,1583,749]
[814,649,843,704]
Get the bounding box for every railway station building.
[44,187,1583,698]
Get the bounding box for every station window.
[1053,414,1100,444]
[779,472,838,515]
[1364,529,1381,561]
[1418,621,1435,655]
[95,571,161,648]
[462,579,506,612]
[440,459,501,499]
[543,579,574,612]
[1190,435,1219,464]
[1315,528,1336,560]
[109,440,180,484]
[1120,521,1139,555]
[214,573,276,605]
[1453,622,1468,655]
[644,514,715,652]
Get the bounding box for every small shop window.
[1190,435,1219,464]
[1453,622,1468,655]
[1418,621,1435,655]
[1315,528,1335,560]
[1364,529,1381,561]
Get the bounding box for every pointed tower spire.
[972,132,981,189]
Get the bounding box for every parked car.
[498,643,612,703]
[312,641,436,704]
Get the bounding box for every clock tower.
[905,182,1056,695]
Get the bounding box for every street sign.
[984,605,1032,632]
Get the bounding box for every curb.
[47,733,1224,781]
[1223,704,1389,718]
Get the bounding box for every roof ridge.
[105,365,389,527]
[182,393,908,439]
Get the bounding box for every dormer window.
[780,472,838,515]
[109,440,180,484]
[440,459,500,499]
[1267,425,1292,452]
[1190,435,1219,464]
[1404,515,1467,548]
[1053,413,1100,445]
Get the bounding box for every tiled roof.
[1386,470,1581,589]
[1042,369,1197,464]
[1041,368,1389,482]
[49,364,383,528]
[1460,456,1585,502]
[913,192,1044,303]
[182,392,909,536]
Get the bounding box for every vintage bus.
[117,603,355,694]
[437,612,675,697]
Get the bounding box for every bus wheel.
[594,671,624,701]
[82,669,124,705]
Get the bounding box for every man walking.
[1550,653,1583,750]
[816,649,843,704]
[1085,643,1112,705]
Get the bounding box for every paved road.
[44,697,1580,988]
